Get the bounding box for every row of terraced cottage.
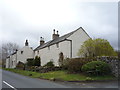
[6,27,91,68]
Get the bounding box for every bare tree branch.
[1,42,20,60]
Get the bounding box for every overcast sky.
[0,0,118,50]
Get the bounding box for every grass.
[3,68,116,81]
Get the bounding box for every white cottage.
[6,27,90,68]
[34,27,90,66]
[6,40,34,68]
[6,56,11,68]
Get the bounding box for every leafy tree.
[79,39,95,57]
[78,38,117,57]
[34,56,41,66]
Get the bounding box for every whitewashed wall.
[11,54,17,68]
[6,28,90,68]
[35,41,71,66]
[35,28,90,66]
[67,28,90,58]
[6,58,10,68]
[17,46,34,64]
[6,46,34,68]
[9,56,13,68]
[6,54,17,68]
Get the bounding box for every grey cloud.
[0,1,118,50]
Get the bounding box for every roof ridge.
[34,27,83,51]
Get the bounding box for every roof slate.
[34,27,82,51]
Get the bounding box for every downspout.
[65,39,72,58]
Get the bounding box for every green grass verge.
[3,68,116,81]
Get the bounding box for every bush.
[44,61,55,68]
[16,61,25,70]
[61,58,70,70]
[26,58,34,67]
[81,61,111,76]
[67,58,95,73]
[34,56,41,66]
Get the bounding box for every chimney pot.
[52,30,59,40]
[25,39,29,46]
[57,31,58,34]
[40,37,45,46]
[53,29,55,34]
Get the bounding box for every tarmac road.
[1,69,119,90]
[2,70,69,89]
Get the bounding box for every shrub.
[34,56,41,66]
[16,61,25,70]
[81,61,111,76]
[26,58,34,67]
[67,58,95,73]
[44,61,55,68]
[61,58,70,70]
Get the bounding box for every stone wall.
[97,56,119,77]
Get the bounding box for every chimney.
[16,49,18,52]
[25,39,29,46]
[52,29,59,40]
[40,37,45,46]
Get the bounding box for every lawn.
[3,68,116,81]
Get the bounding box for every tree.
[78,38,117,57]
[1,42,19,67]
[1,42,19,60]
[79,39,95,57]
[34,56,41,66]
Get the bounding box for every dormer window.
[21,51,23,54]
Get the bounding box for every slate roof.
[6,56,10,58]
[34,27,84,51]
[11,51,17,55]
[6,50,17,58]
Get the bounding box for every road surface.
[2,70,69,89]
[1,69,119,90]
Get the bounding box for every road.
[2,70,69,89]
[1,69,119,90]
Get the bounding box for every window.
[21,51,23,54]
[12,61,13,66]
[56,43,59,48]
[37,50,39,54]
